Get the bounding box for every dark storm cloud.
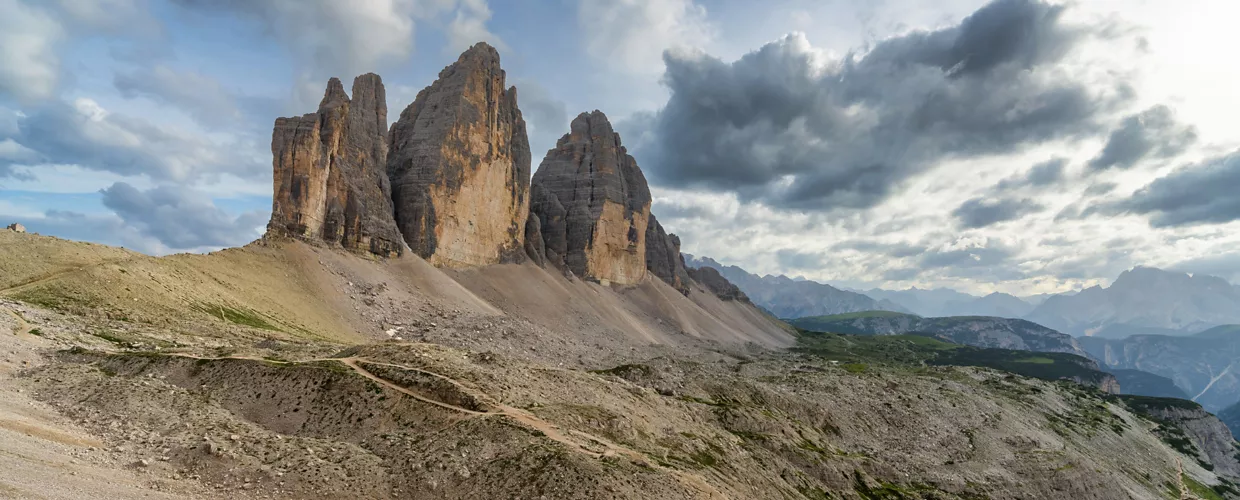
[632,0,1128,211]
[1172,253,1240,284]
[1089,105,1197,171]
[100,182,268,249]
[995,157,1068,191]
[1109,150,1240,227]
[881,268,921,281]
[775,248,828,270]
[952,197,1044,228]
[917,243,1027,281]
[920,244,1016,269]
[831,240,926,258]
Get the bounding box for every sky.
[2,0,1239,296]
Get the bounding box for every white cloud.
[100,181,268,251]
[3,97,265,182]
[578,0,715,75]
[445,0,506,55]
[114,65,243,127]
[0,0,63,102]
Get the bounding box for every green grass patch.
[842,363,868,374]
[91,330,127,345]
[1184,473,1225,500]
[10,286,100,312]
[1110,394,1203,412]
[793,329,1111,387]
[192,303,279,331]
[687,449,718,467]
[27,328,44,337]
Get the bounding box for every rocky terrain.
[1118,396,1240,480]
[645,215,693,296]
[789,311,1090,358]
[3,281,1239,499]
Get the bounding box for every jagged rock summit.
[529,111,652,285]
[262,43,743,301]
[645,214,691,295]
[387,42,532,267]
[268,74,403,257]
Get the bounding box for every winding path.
[127,350,725,497]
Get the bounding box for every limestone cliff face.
[268,74,403,257]
[645,214,691,295]
[386,42,531,267]
[688,266,749,302]
[530,111,652,285]
[1128,401,1240,479]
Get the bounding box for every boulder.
[645,214,691,295]
[530,111,651,285]
[386,42,531,267]
[6,223,25,233]
[523,211,545,267]
[267,74,403,257]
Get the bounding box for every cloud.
[995,157,1067,191]
[0,0,161,103]
[1,98,264,181]
[0,0,63,102]
[514,80,569,157]
[1088,105,1197,171]
[952,197,1044,228]
[114,65,244,127]
[831,240,925,258]
[917,240,1026,281]
[173,0,494,81]
[1172,252,1240,284]
[99,182,267,250]
[631,0,1130,212]
[445,0,505,55]
[578,0,714,74]
[1110,150,1240,227]
[775,248,827,270]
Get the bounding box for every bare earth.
[0,230,1229,499]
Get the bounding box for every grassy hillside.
[793,329,1112,387]
[789,310,1088,357]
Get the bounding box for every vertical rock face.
[688,266,749,302]
[386,42,531,267]
[531,111,652,285]
[268,74,403,257]
[523,212,545,267]
[645,214,691,295]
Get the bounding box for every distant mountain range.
[683,255,909,318]
[688,257,1240,340]
[1026,266,1240,337]
[1081,331,1240,412]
